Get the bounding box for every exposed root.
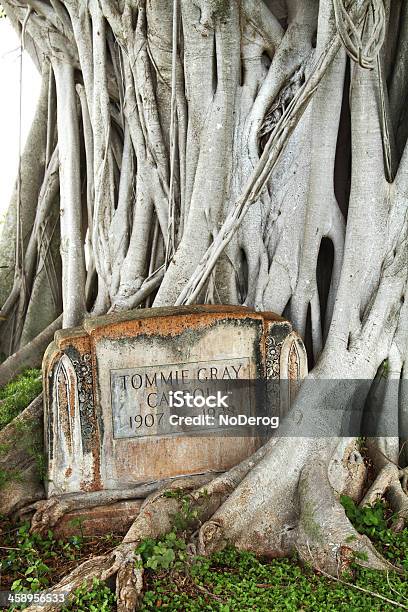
[295,462,398,576]
[116,551,144,612]
[20,497,70,535]
[399,466,408,494]
[19,439,407,609]
[21,449,273,608]
[387,481,408,530]
[24,544,135,612]
[198,520,226,557]
[22,473,217,535]
[196,435,336,560]
[123,476,211,544]
[359,464,397,508]
[359,461,408,529]
[361,441,408,528]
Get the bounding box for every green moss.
[0,369,42,430]
[0,442,11,456]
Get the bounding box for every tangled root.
[23,438,406,610]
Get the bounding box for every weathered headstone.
[43,306,307,497]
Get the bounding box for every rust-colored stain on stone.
[57,366,72,454]
[87,348,103,493]
[55,331,91,354]
[90,311,263,342]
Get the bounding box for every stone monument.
[43,306,307,498]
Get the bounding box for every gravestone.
[43,306,307,497]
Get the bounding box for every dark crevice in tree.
[334,59,351,220]
[282,297,291,322]
[238,248,248,304]
[212,31,218,95]
[79,126,88,234]
[262,0,287,29]
[316,237,334,341]
[304,302,314,369]
[85,269,98,312]
[261,51,272,74]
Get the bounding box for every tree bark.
[0,0,407,604]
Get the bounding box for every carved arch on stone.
[278,332,308,418]
[51,354,84,493]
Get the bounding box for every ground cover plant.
[0,517,121,609]
[1,498,407,611]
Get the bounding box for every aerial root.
[23,544,135,612]
[295,461,399,576]
[116,550,144,612]
[0,316,62,388]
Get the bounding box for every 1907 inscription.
[111,357,251,439]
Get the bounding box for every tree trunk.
[1,0,408,606]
